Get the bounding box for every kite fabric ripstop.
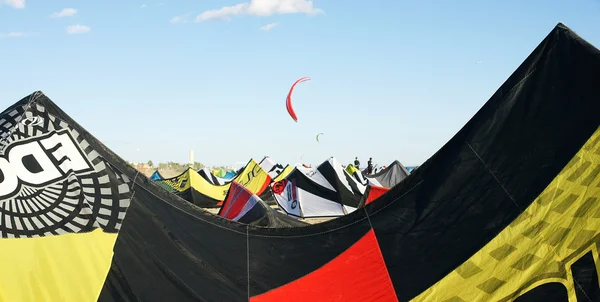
[285,77,310,122]
[316,132,323,142]
[1,23,600,302]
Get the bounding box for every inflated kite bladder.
[286,77,310,122]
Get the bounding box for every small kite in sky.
[316,133,324,142]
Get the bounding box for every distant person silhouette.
[354,157,360,169]
[367,157,374,174]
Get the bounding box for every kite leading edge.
[286,77,310,122]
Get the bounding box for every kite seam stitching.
[466,141,517,203]
[368,180,424,218]
[246,225,250,300]
[364,207,374,231]
[0,92,38,151]
[132,170,140,191]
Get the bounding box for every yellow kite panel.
[161,160,271,201]
[0,230,116,302]
[414,127,600,301]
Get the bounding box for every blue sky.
[1,0,600,168]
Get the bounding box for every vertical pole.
[189,149,194,167]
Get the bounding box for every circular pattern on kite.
[272,180,287,195]
[0,105,131,238]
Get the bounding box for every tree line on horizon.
[129,160,231,172]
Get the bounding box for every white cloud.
[195,0,323,22]
[0,32,37,38]
[196,3,247,21]
[260,22,278,31]
[67,24,90,34]
[140,4,147,8]
[0,32,24,38]
[170,13,192,24]
[1,0,25,8]
[51,8,77,18]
